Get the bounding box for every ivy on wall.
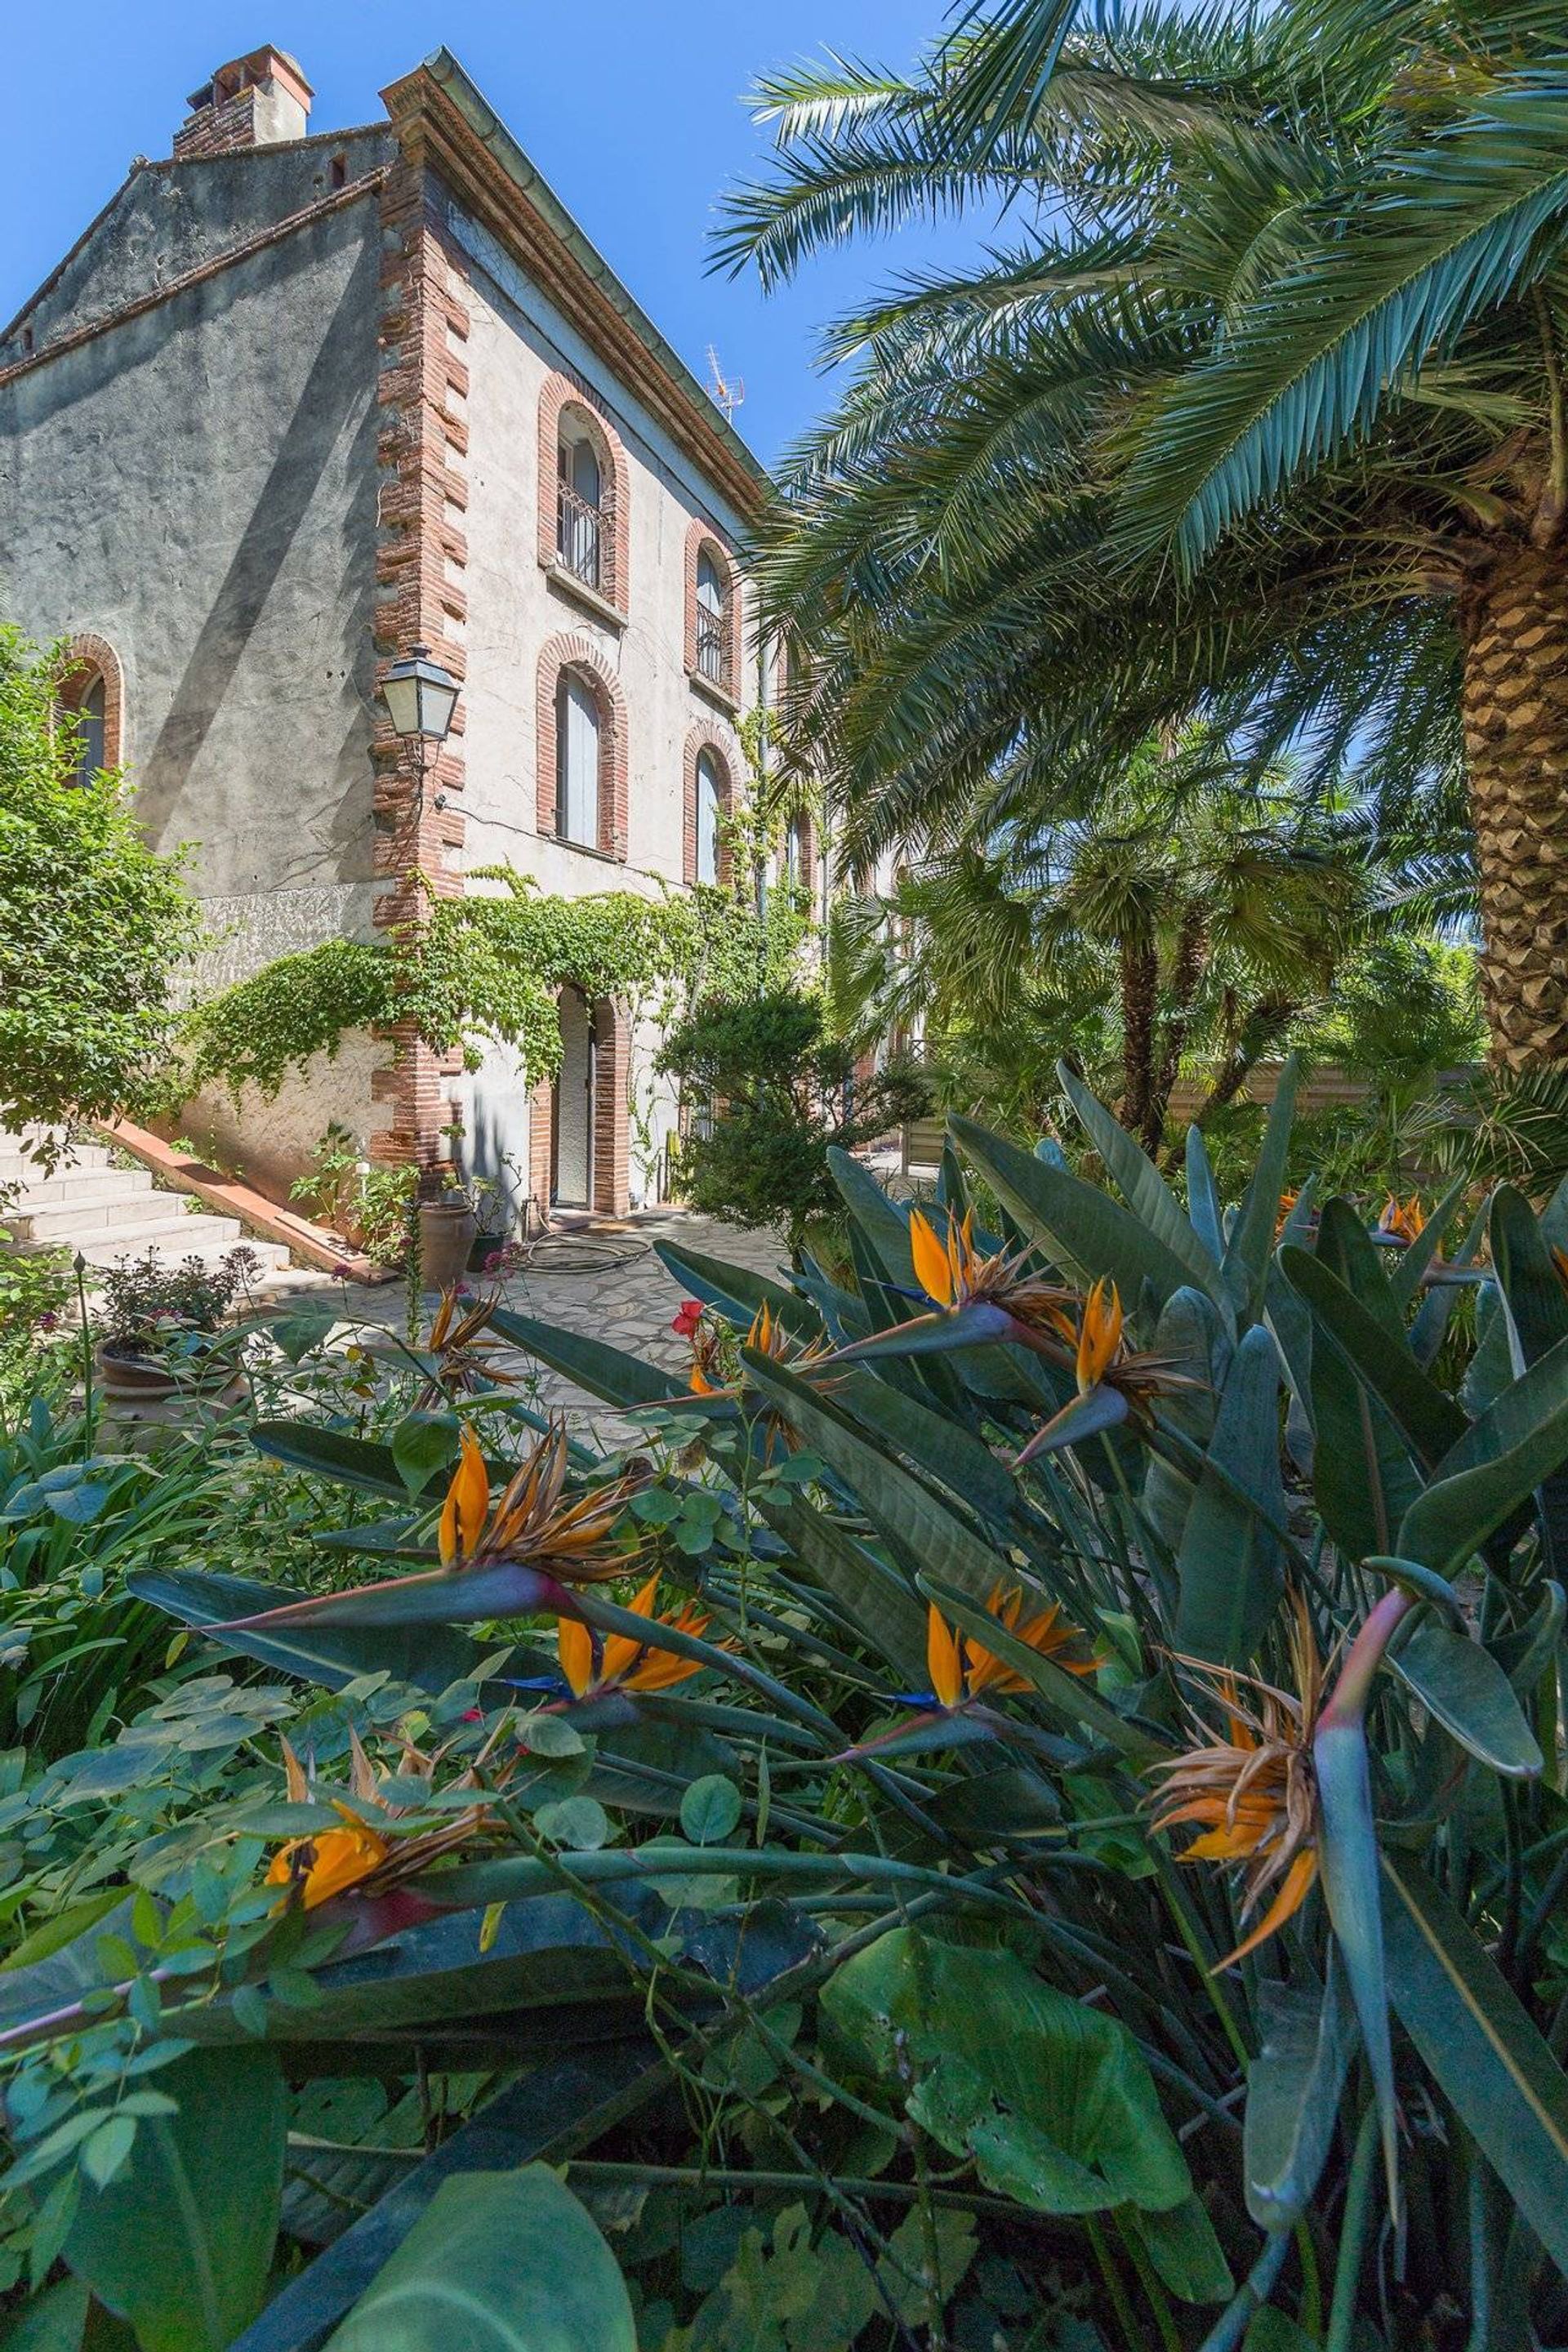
[179,866,809,1108]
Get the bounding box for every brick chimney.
[174,47,313,159]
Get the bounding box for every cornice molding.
[380,60,766,521]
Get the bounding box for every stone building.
[0,44,811,1215]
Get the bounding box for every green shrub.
[659,987,929,1261]
[0,628,201,1144]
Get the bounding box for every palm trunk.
[1120,938,1157,1136]
[1459,545,1568,1069]
[1143,910,1207,1156]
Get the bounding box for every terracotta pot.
[418,1200,478,1291]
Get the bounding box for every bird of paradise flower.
[1146,1592,1325,1968]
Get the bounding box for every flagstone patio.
[270,1209,791,1442]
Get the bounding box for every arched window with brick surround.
[56,634,126,782]
[784,810,815,898]
[684,728,733,887]
[537,635,628,860]
[684,520,740,702]
[537,374,630,617]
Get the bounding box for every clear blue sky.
[2,0,972,466]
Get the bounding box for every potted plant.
[466,1175,515,1272]
[417,1176,477,1293]
[95,1247,263,1400]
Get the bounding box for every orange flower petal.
[910,1211,956,1309]
[1076,1276,1124,1393]
[927,1604,965,1710]
[440,1424,490,1566]
[1215,1847,1318,1970]
[267,1822,390,1910]
[557,1615,594,1699]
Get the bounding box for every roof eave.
[381,47,771,519]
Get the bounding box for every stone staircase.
[0,1126,296,1281]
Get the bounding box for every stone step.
[0,1143,113,1184]
[10,1186,188,1242]
[75,1225,293,1274]
[5,1166,157,1211]
[0,1128,296,1285]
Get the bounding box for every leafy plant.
[0,628,202,1152]
[658,988,929,1262]
[7,1067,1568,2346]
[96,1249,262,1364]
[290,1129,416,1271]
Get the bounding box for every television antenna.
[706,346,745,424]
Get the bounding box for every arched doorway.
[550,987,595,1209]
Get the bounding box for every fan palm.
[723,0,1566,1065]
[830,729,1368,1154]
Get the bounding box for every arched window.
[540,378,630,616]
[56,637,125,782]
[695,750,724,886]
[785,813,813,893]
[557,424,603,590]
[555,669,600,846]
[70,671,108,784]
[695,549,728,689]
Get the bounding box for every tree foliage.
[0,628,201,1144]
[720,0,1568,1054]
[658,989,929,1259]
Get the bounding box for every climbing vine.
[180,862,808,1107]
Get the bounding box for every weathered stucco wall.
[0,162,390,1184]
[176,1029,386,1210]
[442,190,764,1205]
[0,134,390,360]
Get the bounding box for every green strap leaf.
[1057,1062,1226,1306]
[125,1567,484,1697]
[1243,1963,1356,2230]
[1387,1615,1543,1778]
[1184,1126,1225,1267]
[827,1145,916,1286]
[1400,1377,1568,1579]
[1279,1247,1468,1472]
[1173,1325,1285,1666]
[250,1423,418,1500]
[1381,1854,1568,2279]
[486,1308,687,1410]
[1222,1054,1298,1321]
[1488,1190,1568,1575]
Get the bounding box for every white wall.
[442,193,766,1205]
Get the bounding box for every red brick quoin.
[368,152,472,1178]
[535,633,629,861]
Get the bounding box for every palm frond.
[1119,72,1568,567]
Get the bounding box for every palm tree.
[722,0,1566,1065]
[830,731,1370,1156]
